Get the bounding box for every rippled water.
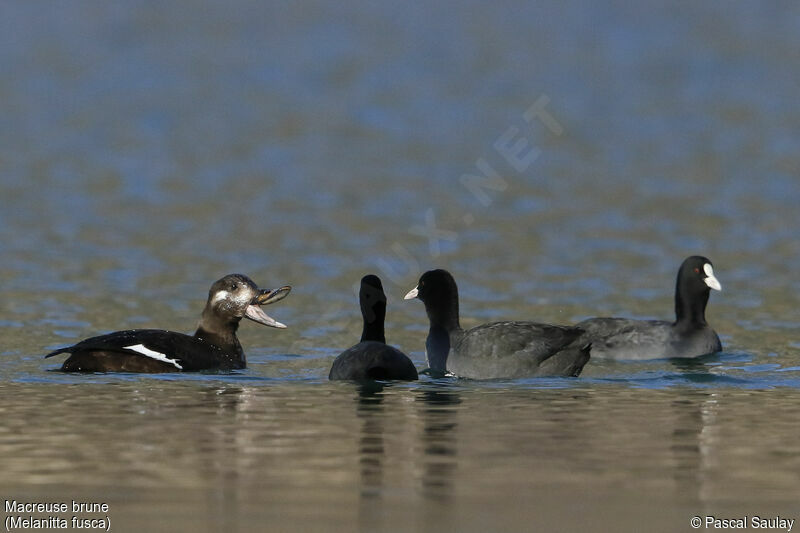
[2,2,800,531]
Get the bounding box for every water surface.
[1,1,800,531]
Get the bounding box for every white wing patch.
[124,344,183,370]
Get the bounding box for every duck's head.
[205,273,291,328]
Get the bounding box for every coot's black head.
[677,256,721,294]
[674,256,721,326]
[359,275,387,331]
[205,273,291,328]
[404,269,460,330]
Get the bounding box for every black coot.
[329,275,418,381]
[404,269,590,379]
[577,256,722,360]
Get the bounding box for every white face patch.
[124,344,183,370]
[404,287,419,300]
[703,263,722,291]
[211,288,252,310]
[211,290,230,305]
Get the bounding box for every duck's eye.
[693,268,700,274]
[230,283,238,291]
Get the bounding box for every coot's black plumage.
[576,256,722,360]
[45,274,291,372]
[329,275,418,381]
[404,269,590,379]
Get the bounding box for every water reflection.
[349,383,464,528]
[352,385,387,532]
[195,386,246,533]
[416,386,461,530]
[670,355,719,373]
[2,380,800,531]
[667,392,710,515]
[355,385,386,501]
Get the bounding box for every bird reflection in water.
[351,383,463,528]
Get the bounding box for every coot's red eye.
[693,268,700,273]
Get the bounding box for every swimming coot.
[404,269,590,379]
[329,275,418,381]
[576,256,722,360]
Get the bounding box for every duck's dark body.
[329,275,418,381]
[577,256,722,360]
[46,329,243,372]
[406,269,590,379]
[45,274,290,373]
